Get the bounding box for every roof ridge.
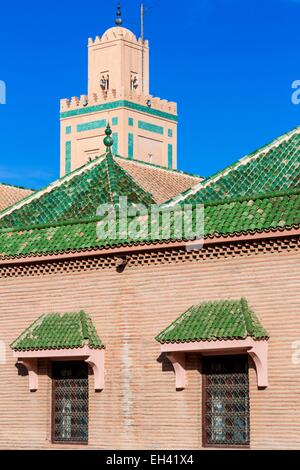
[0,154,106,220]
[155,304,195,342]
[79,310,89,340]
[240,298,253,337]
[105,153,120,205]
[107,153,156,204]
[241,299,269,339]
[164,125,300,207]
[10,313,47,349]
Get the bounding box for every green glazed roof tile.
[155,298,269,343]
[203,189,300,236]
[165,126,300,206]
[0,188,299,258]
[0,127,299,258]
[10,311,104,351]
[0,154,155,230]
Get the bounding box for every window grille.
[52,361,88,444]
[203,355,250,447]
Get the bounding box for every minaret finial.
[115,2,123,26]
[104,123,114,154]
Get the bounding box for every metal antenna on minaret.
[141,3,145,42]
[141,3,145,94]
[140,4,153,95]
[115,1,123,26]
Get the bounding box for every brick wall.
[0,242,299,449]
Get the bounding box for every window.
[52,361,89,444]
[203,355,250,448]
[131,72,139,91]
[100,73,109,91]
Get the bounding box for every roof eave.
[0,226,299,266]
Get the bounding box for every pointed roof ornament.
[115,2,123,26]
[103,123,114,154]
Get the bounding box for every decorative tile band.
[138,120,164,135]
[168,129,173,137]
[128,133,134,160]
[112,132,119,155]
[65,141,71,175]
[168,144,173,169]
[112,117,119,126]
[77,119,107,133]
[66,126,72,135]
[61,100,178,122]
[128,117,134,126]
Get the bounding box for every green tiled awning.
[11,311,104,351]
[156,299,269,344]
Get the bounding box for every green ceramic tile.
[11,311,104,351]
[155,299,269,343]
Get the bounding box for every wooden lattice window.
[52,361,89,444]
[203,355,250,448]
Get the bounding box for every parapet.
[88,26,148,48]
[60,89,177,116]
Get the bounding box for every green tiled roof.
[155,299,269,343]
[0,153,155,230]
[0,189,299,259]
[11,311,104,351]
[204,189,300,235]
[165,126,300,206]
[0,126,299,259]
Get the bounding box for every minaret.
[60,3,178,176]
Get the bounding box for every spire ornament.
[115,2,123,26]
[103,123,114,154]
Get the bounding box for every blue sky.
[0,0,299,189]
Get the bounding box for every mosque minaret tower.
[60,2,178,176]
